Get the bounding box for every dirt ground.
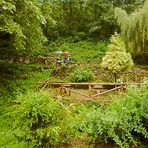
[49,87,120,104]
[57,140,120,148]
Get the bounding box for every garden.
[0,0,148,148]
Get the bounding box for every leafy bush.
[103,85,148,147]
[93,86,148,147]
[77,85,148,147]
[69,68,94,82]
[50,63,77,78]
[75,103,104,144]
[101,51,133,74]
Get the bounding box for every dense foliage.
[3,92,81,147]
[0,0,145,57]
[80,84,148,147]
[102,84,148,147]
[45,0,144,40]
[1,80,148,147]
[0,0,148,147]
[57,40,107,62]
[0,0,47,56]
[115,0,148,63]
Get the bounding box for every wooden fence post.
[89,84,91,97]
[36,84,39,92]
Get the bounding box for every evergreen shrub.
[101,33,134,82]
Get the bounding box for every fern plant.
[2,91,80,147]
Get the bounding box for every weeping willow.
[115,0,148,56]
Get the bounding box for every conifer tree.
[101,32,134,82]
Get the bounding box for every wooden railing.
[36,81,148,99]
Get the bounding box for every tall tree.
[0,0,24,55]
[112,0,144,13]
[0,0,47,56]
[40,0,56,41]
[88,0,115,39]
[115,0,148,60]
[40,0,144,41]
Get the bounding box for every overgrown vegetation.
[0,0,148,147]
[0,62,51,104]
[1,78,148,147]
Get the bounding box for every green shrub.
[69,68,94,82]
[74,85,148,147]
[97,85,148,147]
[75,103,104,144]
[1,85,148,147]
[46,40,107,63]
[50,63,76,78]
[0,91,82,147]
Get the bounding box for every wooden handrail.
[92,86,122,97]
[36,81,147,86]
[36,82,127,85]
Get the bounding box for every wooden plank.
[36,84,39,92]
[40,83,47,92]
[63,87,90,98]
[36,81,148,93]
[69,89,71,96]
[89,85,91,97]
[92,86,122,97]
[93,84,104,89]
[36,82,127,86]
[36,81,148,85]
[60,86,67,94]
